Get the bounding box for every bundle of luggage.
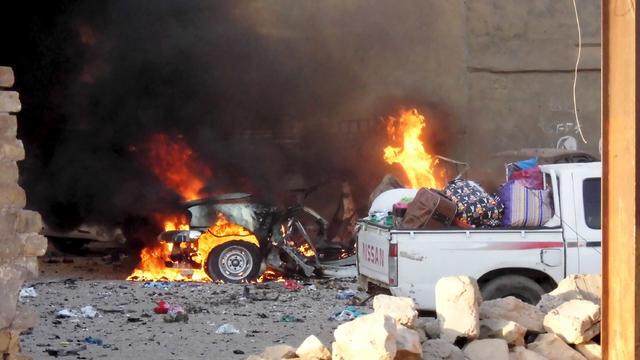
[388,158,553,230]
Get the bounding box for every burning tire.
[205,240,262,283]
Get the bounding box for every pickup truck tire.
[480,275,546,305]
[205,241,262,283]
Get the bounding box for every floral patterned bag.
[443,179,504,228]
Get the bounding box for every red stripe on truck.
[484,241,564,250]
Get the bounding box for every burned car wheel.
[205,241,262,283]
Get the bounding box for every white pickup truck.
[357,162,601,310]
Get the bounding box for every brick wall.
[0,66,47,360]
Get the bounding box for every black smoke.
[0,1,454,239]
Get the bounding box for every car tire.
[480,274,546,305]
[205,241,262,283]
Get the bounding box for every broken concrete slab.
[435,276,481,343]
[575,341,601,360]
[0,91,20,113]
[542,299,600,344]
[373,294,418,327]
[527,333,587,360]
[332,312,397,360]
[0,67,14,88]
[538,274,601,313]
[480,296,545,332]
[463,339,509,360]
[509,346,548,360]
[296,335,330,360]
[479,319,526,346]
[421,339,465,360]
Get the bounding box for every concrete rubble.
[480,296,545,332]
[542,299,601,344]
[249,273,602,360]
[0,66,46,360]
[296,335,331,360]
[537,275,602,314]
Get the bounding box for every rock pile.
[248,274,601,360]
[0,66,47,360]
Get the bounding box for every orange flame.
[146,134,212,201]
[128,213,266,283]
[297,243,316,257]
[383,108,442,189]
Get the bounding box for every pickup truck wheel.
[205,241,262,283]
[480,275,546,305]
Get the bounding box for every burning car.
[128,192,355,283]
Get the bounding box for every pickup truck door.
[571,168,602,274]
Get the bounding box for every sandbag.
[401,188,456,229]
[443,179,504,228]
[500,180,553,227]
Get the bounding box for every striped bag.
[499,180,553,227]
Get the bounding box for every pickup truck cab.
[357,162,601,310]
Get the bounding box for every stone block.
[527,334,587,360]
[260,344,297,360]
[0,329,20,354]
[537,274,601,313]
[0,184,26,208]
[0,265,24,329]
[0,67,14,88]
[332,313,397,360]
[464,339,509,360]
[12,257,38,279]
[14,210,43,234]
[0,115,17,141]
[0,91,20,113]
[480,296,545,332]
[543,299,600,344]
[0,140,24,162]
[435,276,481,343]
[575,341,601,360]
[373,294,418,327]
[479,319,526,346]
[296,335,330,360]
[18,233,47,257]
[509,346,548,360]
[421,339,465,360]
[0,161,18,187]
[0,238,21,262]
[395,325,422,356]
[10,306,38,332]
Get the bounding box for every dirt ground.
[19,242,366,360]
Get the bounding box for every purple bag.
[500,180,553,227]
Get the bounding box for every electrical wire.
[571,0,588,144]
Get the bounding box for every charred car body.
[158,193,355,283]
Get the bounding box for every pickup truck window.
[583,178,601,229]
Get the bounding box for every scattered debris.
[283,279,303,291]
[335,289,357,300]
[215,323,240,334]
[84,336,103,346]
[142,281,172,289]
[19,287,37,299]
[331,306,365,321]
[163,304,188,323]
[153,300,169,314]
[80,305,98,318]
[280,314,303,323]
[55,309,78,318]
[45,344,87,357]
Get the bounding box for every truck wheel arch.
[477,268,557,304]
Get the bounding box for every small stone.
[527,333,587,360]
[296,335,330,360]
[542,299,600,344]
[479,319,527,346]
[575,341,601,360]
[436,276,481,343]
[373,294,418,327]
[463,339,509,360]
[421,339,465,360]
[480,296,545,332]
